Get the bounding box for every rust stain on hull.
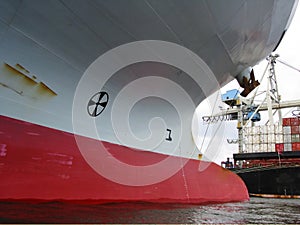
[4,63,38,86]
[0,62,57,99]
[38,82,57,96]
[250,193,300,199]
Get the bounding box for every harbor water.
[0,197,299,223]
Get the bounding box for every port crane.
[202,54,300,154]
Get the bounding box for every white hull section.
[0,0,298,159]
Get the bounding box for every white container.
[258,126,263,134]
[243,127,250,136]
[284,143,292,151]
[249,144,254,153]
[248,127,253,135]
[245,144,252,153]
[267,134,276,143]
[262,125,268,134]
[274,124,283,134]
[253,144,260,153]
[262,144,268,151]
[245,135,252,145]
[252,135,261,144]
[256,126,261,134]
[268,143,275,152]
[284,134,292,143]
[283,126,291,135]
[275,134,283,143]
[268,125,275,134]
[259,144,264,152]
[261,134,268,144]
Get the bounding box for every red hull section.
[0,116,248,204]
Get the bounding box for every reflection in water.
[0,197,299,223]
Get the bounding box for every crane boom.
[212,99,300,117]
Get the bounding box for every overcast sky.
[196,4,300,164]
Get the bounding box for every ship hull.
[0,115,248,203]
[233,152,300,198]
[235,166,300,198]
[0,0,298,204]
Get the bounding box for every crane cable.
[199,90,221,152]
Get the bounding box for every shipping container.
[284,143,292,151]
[291,134,300,143]
[274,124,283,134]
[283,126,291,135]
[250,144,255,153]
[261,125,268,134]
[282,117,291,126]
[292,142,300,151]
[262,143,268,151]
[275,134,283,143]
[275,143,284,153]
[248,144,254,153]
[252,144,259,153]
[252,135,261,144]
[257,125,261,133]
[258,144,264,152]
[243,127,250,136]
[268,143,275,152]
[290,117,300,126]
[261,134,268,144]
[244,143,252,153]
[284,134,292,143]
[248,127,254,135]
[252,126,260,134]
[267,125,276,134]
[267,134,276,143]
[291,125,300,134]
[246,135,253,145]
[244,120,300,152]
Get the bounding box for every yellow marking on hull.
[0,62,57,98]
